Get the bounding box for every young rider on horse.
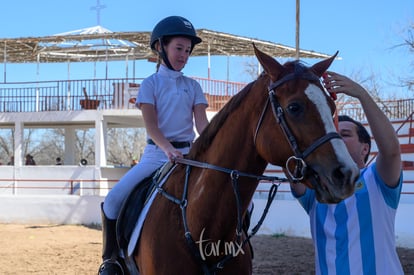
[98,16,209,274]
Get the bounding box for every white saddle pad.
[127,168,174,256]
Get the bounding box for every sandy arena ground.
[0,224,412,274]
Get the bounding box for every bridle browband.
[254,71,342,182]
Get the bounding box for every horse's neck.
[187,101,268,239]
[206,90,268,175]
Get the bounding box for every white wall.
[0,195,104,224]
[0,195,412,249]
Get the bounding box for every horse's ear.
[253,43,284,80]
[311,51,339,77]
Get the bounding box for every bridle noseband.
[254,71,342,182]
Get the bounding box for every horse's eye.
[286,103,302,116]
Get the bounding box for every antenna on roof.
[90,0,106,26]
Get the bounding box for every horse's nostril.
[334,165,358,194]
[333,165,354,188]
[333,166,345,181]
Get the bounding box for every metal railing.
[0,176,413,198]
[337,98,414,121]
[0,77,246,113]
[0,78,144,112]
[1,77,414,117]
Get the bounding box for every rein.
[254,71,342,182]
[173,158,282,182]
[155,157,287,275]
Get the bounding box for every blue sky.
[0,0,412,97]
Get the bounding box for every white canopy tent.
[0,25,333,81]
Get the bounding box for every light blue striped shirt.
[297,163,403,275]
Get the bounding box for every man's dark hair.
[338,115,371,163]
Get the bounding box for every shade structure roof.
[0,26,332,63]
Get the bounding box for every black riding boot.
[98,203,124,275]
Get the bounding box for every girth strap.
[155,158,288,274]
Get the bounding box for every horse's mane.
[187,60,312,159]
[187,79,259,159]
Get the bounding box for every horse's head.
[252,44,359,203]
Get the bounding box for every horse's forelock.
[275,61,323,93]
[283,60,309,75]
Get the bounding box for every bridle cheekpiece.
[254,70,342,182]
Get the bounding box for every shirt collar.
[158,64,183,79]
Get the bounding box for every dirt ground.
[0,224,413,274]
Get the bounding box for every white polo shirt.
[136,65,208,142]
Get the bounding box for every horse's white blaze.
[304,84,357,169]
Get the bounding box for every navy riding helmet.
[150,16,202,70]
[150,16,202,51]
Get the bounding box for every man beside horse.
[290,72,404,275]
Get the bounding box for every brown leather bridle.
[254,71,342,182]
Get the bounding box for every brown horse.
[134,45,359,274]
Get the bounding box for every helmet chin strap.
[158,38,176,71]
